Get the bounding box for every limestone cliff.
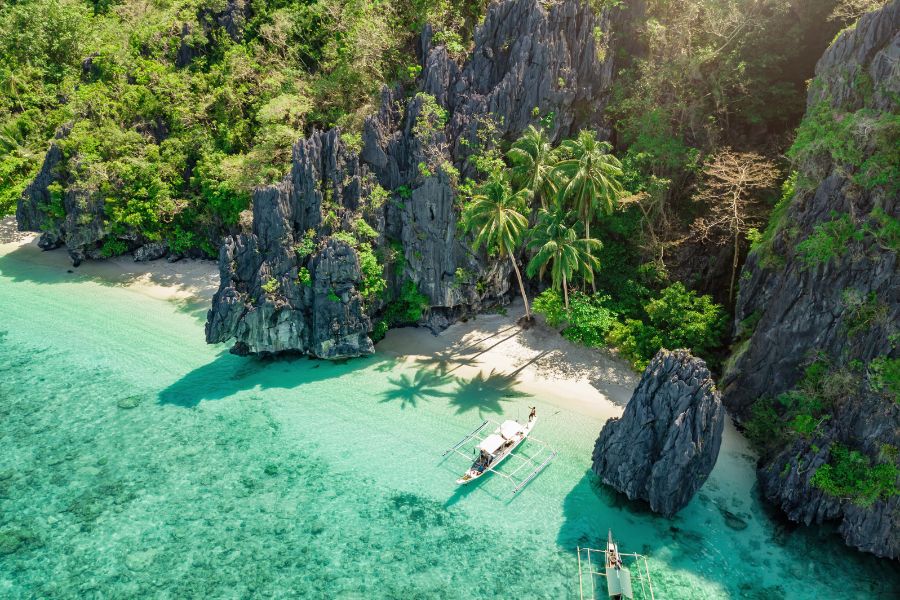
[205,0,617,357]
[722,1,899,558]
[592,349,725,517]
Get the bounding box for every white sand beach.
[0,217,220,304]
[2,215,638,419]
[379,302,638,420]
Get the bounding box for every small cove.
[1,246,898,599]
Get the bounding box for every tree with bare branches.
[691,149,780,303]
[828,0,888,23]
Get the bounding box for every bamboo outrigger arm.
[442,420,489,457]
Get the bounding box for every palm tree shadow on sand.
[449,369,531,416]
[412,349,478,376]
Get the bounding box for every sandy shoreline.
[379,302,638,420]
[2,215,637,419]
[0,217,220,304]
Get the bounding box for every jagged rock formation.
[16,132,109,266]
[723,1,899,558]
[206,0,618,357]
[592,349,725,517]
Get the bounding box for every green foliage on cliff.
[392,281,430,323]
[329,230,387,306]
[261,277,280,294]
[0,0,485,250]
[748,171,796,269]
[841,289,889,337]
[811,443,899,507]
[795,209,900,268]
[788,102,900,194]
[868,356,900,403]
[743,324,899,508]
[796,213,863,267]
[745,357,863,453]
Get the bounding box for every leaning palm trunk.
[562,273,569,310]
[509,252,531,318]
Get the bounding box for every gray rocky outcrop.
[177,0,247,67]
[723,1,899,558]
[205,0,619,357]
[133,242,168,262]
[16,131,112,266]
[592,349,725,517]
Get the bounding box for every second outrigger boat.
[605,530,633,600]
[576,530,655,600]
[456,410,537,485]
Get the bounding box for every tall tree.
[691,149,779,303]
[552,130,623,290]
[508,125,557,208]
[462,174,533,319]
[553,130,624,236]
[526,208,601,310]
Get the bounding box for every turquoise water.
[0,245,898,599]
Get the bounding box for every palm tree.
[526,208,601,310]
[552,129,623,259]
[462,174,533,319]
[507,125,557,208]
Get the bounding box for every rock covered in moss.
[592,349,725,517]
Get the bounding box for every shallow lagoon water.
[1,245,898,599]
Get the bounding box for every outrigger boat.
[576,531,655,600]
[605,530,633,600]
[457,413,536,485]
[442,408,556,495]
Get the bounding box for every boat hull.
[455,417,535,485]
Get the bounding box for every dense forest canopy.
[0,0,489,253]
[0,0,871,245]
[1,0,882,361]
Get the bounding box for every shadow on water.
[557,471,663,550]
[443,478,485,508]
[158,351,396,408]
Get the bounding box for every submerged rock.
[0,529,25,555]
[592,349,725,517]
[116,395,143,409]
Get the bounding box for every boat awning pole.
[577,546,584,600]
[644,556,655,600]
[587,548,595,599]
[442,420,489,456]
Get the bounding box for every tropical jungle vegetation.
[0,0,882,370]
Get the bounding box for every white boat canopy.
[500,420,524,439]
[478,434,506,454]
